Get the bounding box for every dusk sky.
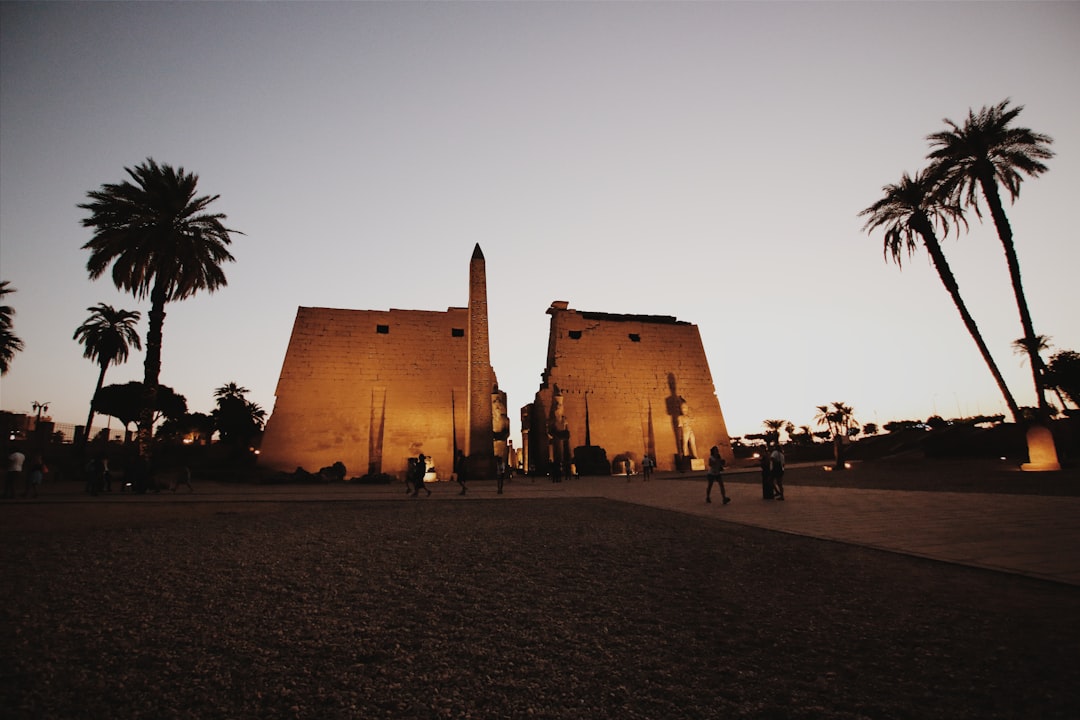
[1,1,1077,444]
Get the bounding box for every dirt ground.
[2,490,1078,719]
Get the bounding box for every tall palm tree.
[79,159,241,456]
[860,169,1022,422]
[73,303,142,444]
[927,99,1054,415]
[0,281,24,375]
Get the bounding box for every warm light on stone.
[523,305,732,474]
[259,246,498,480]
[1021,424,1061,472]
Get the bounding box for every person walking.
[5,446,25,499]
[705,446,730,505]
[770,445,786,500]
[171,465,194,493]
[411,453,432,497]
[454,449,467,496]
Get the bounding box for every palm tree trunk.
[82,361,110,446]
[915,217,1023,422]
[139,285,166,458]
[977,171,1049,415]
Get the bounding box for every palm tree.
[815,402,858,470]
[213,382,265,454]
[214,382,251,402]
[1012,335,1068,413]
[1047,350,1080,410]
[73,303,142,444]
[79,158,241,456]
[762,419,786,445]
[860,169,1022,422]
[0,280,25,374]
[927,99,1054,415]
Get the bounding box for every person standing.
[641,454,654,481]
[760,449,774,500]
[5,446,25,499]
[705,446,730,505]
[25,453,46,498]
[770,445,786,500]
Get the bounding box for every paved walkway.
[10,469,1080,586]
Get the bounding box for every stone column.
[467,244,496,478]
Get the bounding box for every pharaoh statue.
[676,396,698,459]
[547,387,571,480]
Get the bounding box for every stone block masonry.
[259,306,472,478]
[525,303,732,474]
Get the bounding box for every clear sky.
[1,1,1077,444]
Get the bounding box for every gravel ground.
[2,498,1078,719]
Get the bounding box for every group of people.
[4,446,46,499]
[704,444,786,504]
[406,450,524,496]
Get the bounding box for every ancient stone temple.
[259,245,504,479]
[522,302,732,475]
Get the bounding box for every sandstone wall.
[259,306,470,479]
[528,304,732,473]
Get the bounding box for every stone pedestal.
[1020,424,1061,472]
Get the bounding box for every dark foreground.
[2,499,1077,719]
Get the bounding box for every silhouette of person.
[25,453,45,498]
[411,453,431,497]
[705,445,729,505]
[454,448,467,495]
[760,450,773,500]
[172,465,194,493]
[5,446,25,499]
[641,454,654,481]
[770,445,786,500]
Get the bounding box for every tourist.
[25,453,46,498]
[5,446,25,499]
[411,453,431,497]
[770,445,786,500]
[171,465,194,493]
[760,450,773,500]
[454,449,467,496]
[641,454,654,481]
[705,446,730,505]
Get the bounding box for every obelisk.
[467,244,496,478]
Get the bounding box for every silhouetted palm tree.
[762,419,786,444]
[815,402,858,470]
[0,281,24,375]
[860,169,1022,422]
[927,99,1054,414]
[1012,335,1068,413]
[73,303,142,444]
[214,382,251,402]
[80,159,241,455]
[213,382,265,453]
